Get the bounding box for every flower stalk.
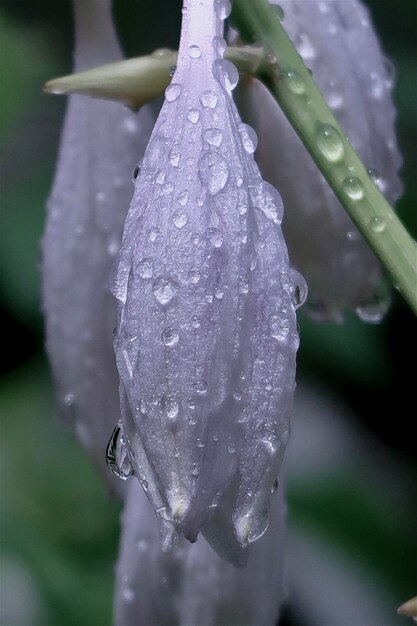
[231,0,417,316]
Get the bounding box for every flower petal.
[42,0,153,492]
[237,0,402,322]
[113,0,303,556]
[114,480,287,625]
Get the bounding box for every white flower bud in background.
[41,0,153,492]
[114,480,286,626]
[112,0,305,562]
[236,0,402,322]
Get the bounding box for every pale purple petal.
[114,480,287,625]
[112,0,303,557]
[237,0,402,322]
[42,0,153,492]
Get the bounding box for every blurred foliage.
[0,1,416,625]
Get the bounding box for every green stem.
[232,0,417,316]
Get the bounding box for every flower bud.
[42,0,153,491]
[112,0,304,561]
[237,0,402,322]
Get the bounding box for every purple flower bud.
[237,0,402,322]
[112,0,304,561]
[114,480,287,625]
[42,0,153,491]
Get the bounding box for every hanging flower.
[236,0,402,322]
[114,480,286,626]
[42,0,153,491]
[111,0,305,562]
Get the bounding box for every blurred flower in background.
[0,1,416,625]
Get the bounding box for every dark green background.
[0,1,416,625]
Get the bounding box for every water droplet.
[271,4,285,20]
[161,182,174,196]
[188,44,201,58]
[214,286,224,299]
[204,127,223,147]
[154,170,166,185]
[271,478,279,494]
[139,399,148,415]
[238,123,258,153]
[106,426,134,480]
[194,380,208,395]
[137,257,154,279]
[200,91,218,109]
[369,216,386,233]
[149,227,160,242]
[214,0,231,20]
[213,36,227,57]
[355,284,391,323]
[343,176,364,201]
[233,391,242,401]
[250,181,283,224]
[162,327,180,347]
[316,124,344,163]
[269,313,290,341]
[165,83,182,102]
[239,278,249,294]
[169,65,177,77]
[283,70,306,95]
[283,269,308,309]
[152,276,178,305]
[132,160,142,182]
[169,150,180,167]
[297,33,316,60]
[206,227,223,248]
[199,153,229,195]
[227,443,236,454]
[173,212,188,229]
[161,394,179,419]
[187,108,200,124]
[191,315,201,329]
[189,268,201,284]
[213,59,239,91]
[177,191,189,206]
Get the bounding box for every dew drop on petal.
[200,91,218,109]
[269,313,290,342]
[213,59,239,91]
[106,425,134,480]
[152,276,178,305]
[238,123,258,154]
[165,83,182,102]
[187,108,200,124]
[161,394,179,420]
[199,153,229,195]
[161,327,180,347]
[204,127,223,147]
[137,257,154,279]
[213,36,227,57]
[206,227,223,248]
[194,380,208,395]
[188,44,201,58]
[173,211,188,229]
[214,0,231,20]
